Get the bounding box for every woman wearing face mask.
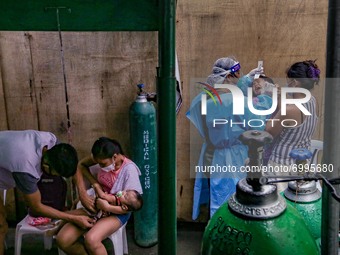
[265,60,320,191]
[57,137,142,255]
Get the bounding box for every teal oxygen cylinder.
[284,148,322,249]
[129,84,158,247]
[201,131,319,255]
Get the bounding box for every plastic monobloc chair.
[310,139,324,191]
[14,214,60,255]
[2,189,7,250]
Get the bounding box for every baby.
[94,189,143,219]
[76,188,143,220]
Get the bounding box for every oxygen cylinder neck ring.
[228,178,286,219]
[284,180,321,203]
[135,95,148,103]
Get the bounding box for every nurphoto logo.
[200,83,312,128]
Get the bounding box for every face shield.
[206,61,241,86]
[229,62,241,74]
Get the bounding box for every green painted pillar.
[323,1,340,254]
[158,0,177,254]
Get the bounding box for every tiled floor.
[4,222,205,255]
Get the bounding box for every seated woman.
[56,137,143,255]
[265,60,320,191]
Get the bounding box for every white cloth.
[0,130,57,189]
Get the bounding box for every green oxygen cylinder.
[201,131,319,255]
[129,84,158,247]
[283,148,322,249]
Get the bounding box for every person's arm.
[100,193,116,204]
[95,197,128,214]
[73,155,102,213]
[23,189,95,229]
[266,105,302,138]
[91,183,106,199]
[265,109,285,138]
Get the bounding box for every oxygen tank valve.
[239,130,273,190]
[137,84,146,95]
[136,84,157,102]
[289,148,313,166]
[285,148,321,202]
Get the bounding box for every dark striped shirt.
[269,96,318,165]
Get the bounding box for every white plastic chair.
[310,139,323,191]
[106,222,128,255]
[111,222,128,255]
[2,189,7,250]
[14,214,60,255]
[14,175,71,255]
[310,140,323,166]
[2,189,6,205]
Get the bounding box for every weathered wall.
[0,0,328,222]
[0,31,158,220]
[0,31,158,156]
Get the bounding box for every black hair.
[91,137,123,159]
[287,60,320,90]
[259,75,274,85]
[125,190,143,211]
[45,143,78,178]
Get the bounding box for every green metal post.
[158,0,177,254]
[323,1,340,254]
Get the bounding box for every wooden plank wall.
[0,31,158,220]
[0,0,328,222]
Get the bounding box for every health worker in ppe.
[187,56,270,219]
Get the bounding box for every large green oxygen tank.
[129,84,158,247]
[201,131,319,255]
[283,148,322,249]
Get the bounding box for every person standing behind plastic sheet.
[265,60,320,192]
[187,56,268,219]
